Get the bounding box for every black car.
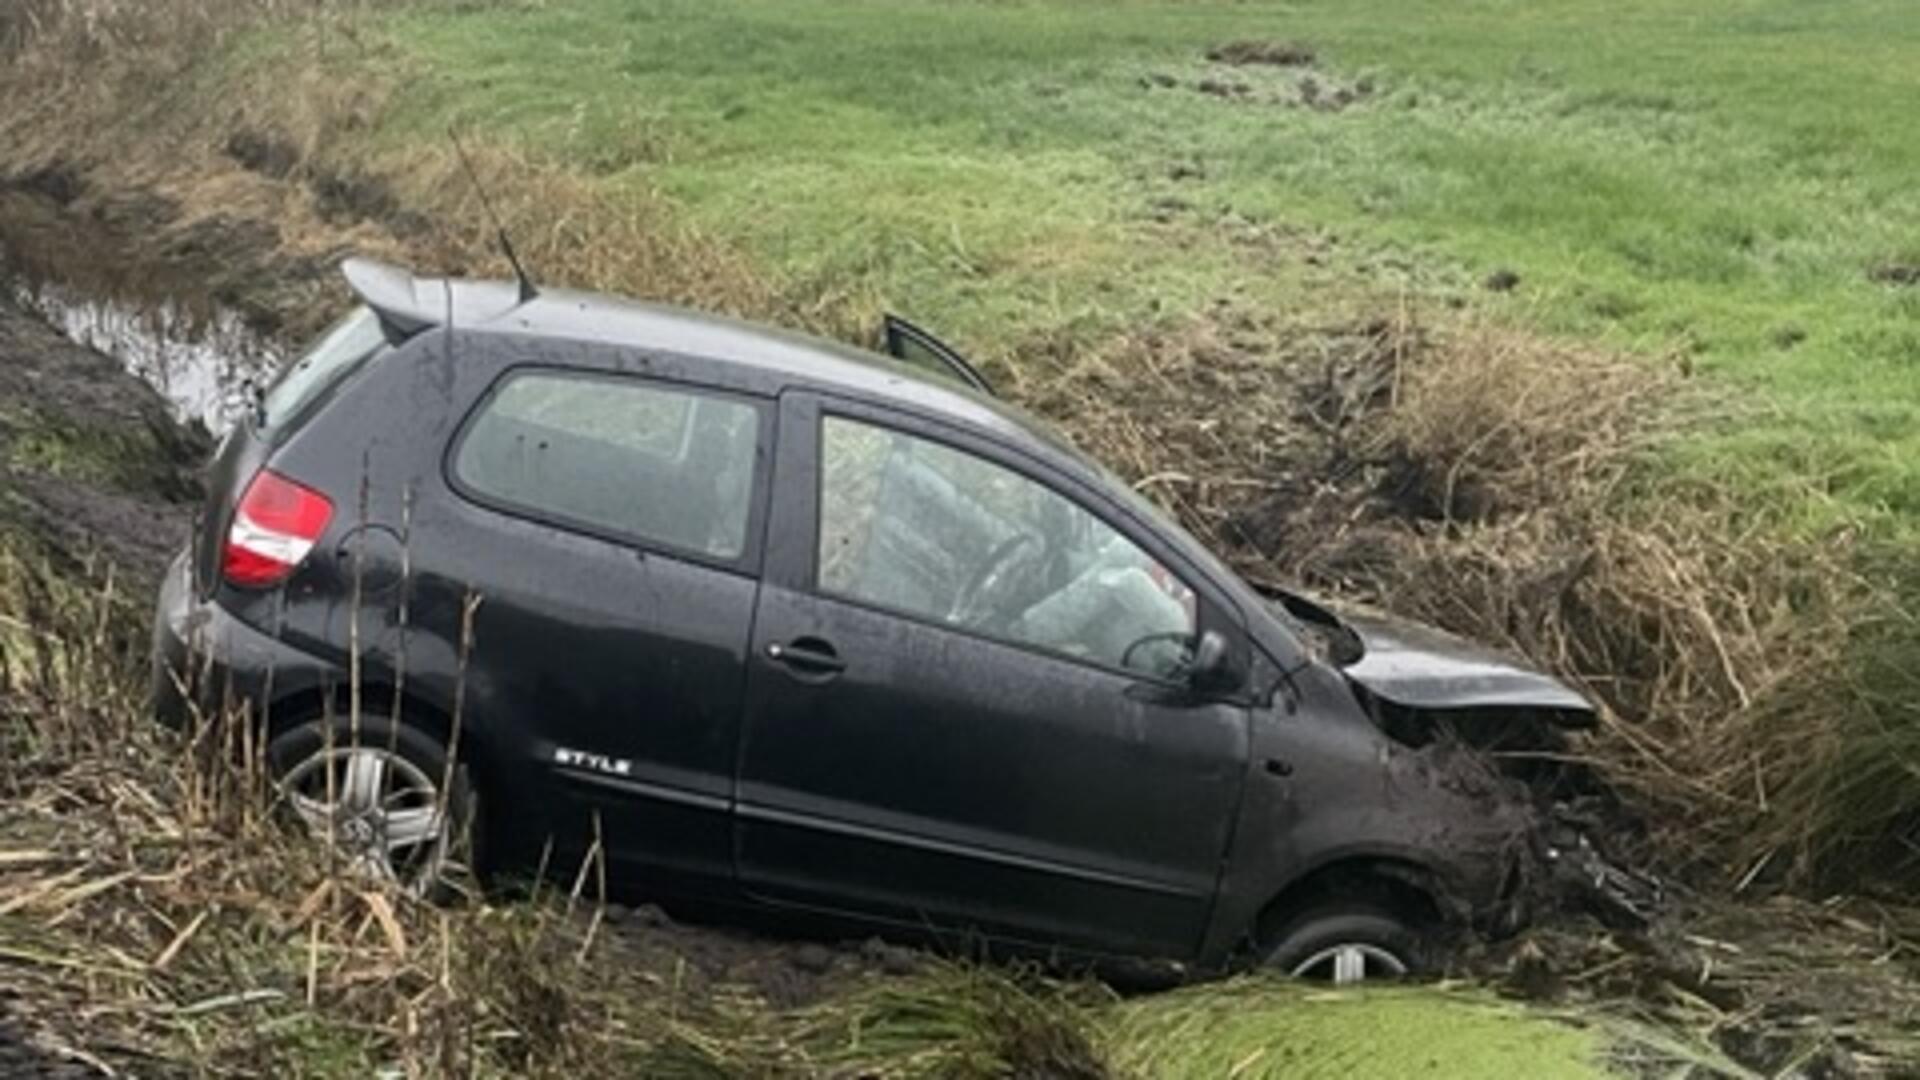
[153,258,1603,984]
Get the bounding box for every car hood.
[1260,586,1596,721]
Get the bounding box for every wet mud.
[1206,40,1318,68]
[592,902,927,1010]
[1870,261,1919,287]
[0,288,207,581]
[1136,43,1375,112]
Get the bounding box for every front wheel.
[266,713,480,898]
[1263,905,1422,984]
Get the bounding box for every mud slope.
[0,291,207,581]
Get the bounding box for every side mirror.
[1186,630,1237,693]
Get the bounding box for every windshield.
[258,306,389,433]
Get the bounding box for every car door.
[734,391,1250,962]
[435,365,772,893]
[881,315,995,396]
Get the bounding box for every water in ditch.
[10,281,283,436]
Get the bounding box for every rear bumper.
[151,550,329,731]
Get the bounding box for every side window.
[818,415,1198,677]
[455,371,761,559]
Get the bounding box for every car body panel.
[1339,610,1594,715]
[1201,658,1538,967]
[1262,585,1596,720]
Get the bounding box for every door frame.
[881,315,996,397]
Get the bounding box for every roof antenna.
[449,125,538,304]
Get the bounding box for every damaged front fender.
[1203,658,1656,973]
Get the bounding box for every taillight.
[223,469,334,588]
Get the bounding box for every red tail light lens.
[223,469,334,588]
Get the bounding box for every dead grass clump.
[1362,330,1919,887]
[1375,326,1672,524]
[3,5,810,348]
[1485,892,1920,1073]
[2,0,321,85]
[393,141,789,327]
[1031,309,1919,891]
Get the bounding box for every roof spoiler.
[341,257,527,338]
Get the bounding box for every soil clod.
[1484,268,1522,292]
[791,943,835,975]
[224,128,300,179]
[1206,40,1317,67]
[1869,261,1919,286]
[5,162,85,207]
[1195,77,1250,99]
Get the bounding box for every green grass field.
[366,0,1920,528]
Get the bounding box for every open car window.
[817,414,1198,679]
[881,315,995,396]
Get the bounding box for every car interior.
[832,423,1196,677]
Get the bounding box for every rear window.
[259,306,388,433]
[453,371,763,560]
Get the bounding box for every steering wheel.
[950,532,1044,630]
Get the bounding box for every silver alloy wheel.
[278,745,449,893]
[1287,943,1409,985]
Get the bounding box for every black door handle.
[766,637,846,676]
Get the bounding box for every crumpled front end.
[1349,682,1662,936]
[1205,600,1659,972]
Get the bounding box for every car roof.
[343,257,1081,465]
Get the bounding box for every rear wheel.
[266,713,480,898]
[1262,905,1422,985]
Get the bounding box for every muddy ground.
[0,290,207,574]
[4,160,1920,1076]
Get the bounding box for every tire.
[1262,904,1423,984]
[265,712,481,899]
